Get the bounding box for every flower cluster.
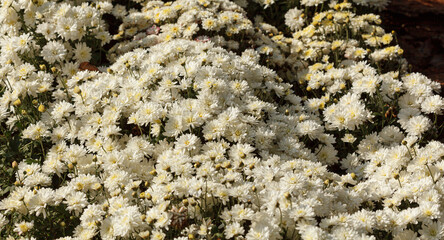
[107,0,254,62]
[1,0,444,240]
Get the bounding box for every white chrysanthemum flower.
[392,229,417,240]
[224,221,245,239]
[41,41,67,64]
[285,8,305,31]
[36,22,57,40]
[0,105,9,121]
[22,121,50,140]
[342,133,357,143]
[418,220,444,239]
[175,133,200,152]
[324,93,372,130]
[404,115,431,136]
[111,206,143,237]
[74,42,92,63]
[64,191,88,216]
[51,101,74,122]
[301,0,326,6]
[28,188,54,218]
[14,221,34,236]
[13,33,33,54]
[421,95,444,114]
[296,119,323,140]
[0,213,9,230]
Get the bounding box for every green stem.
[426,164,436,183]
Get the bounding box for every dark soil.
[381,0,444,90]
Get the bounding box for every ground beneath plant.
[381,0,444,93]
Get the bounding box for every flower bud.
[163,194,171,200]
[249,163,255,170]
[215,164,221,170]
[73,86,81,94]
[325,179,330,185]
[13,99,21,106]
[38,104,46,113]
[284,192,291,199]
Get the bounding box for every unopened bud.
[38,104,46,112]
[13,99,21,106]
[215,164,221,170]
[284,192,291,199]
[73,86,81,94]
[12,161,18,169]
[222,161,231,169]
[249,163,255,170]
[350,173,356,180]
[102,203,109,211]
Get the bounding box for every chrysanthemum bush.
[1,0,444,239]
